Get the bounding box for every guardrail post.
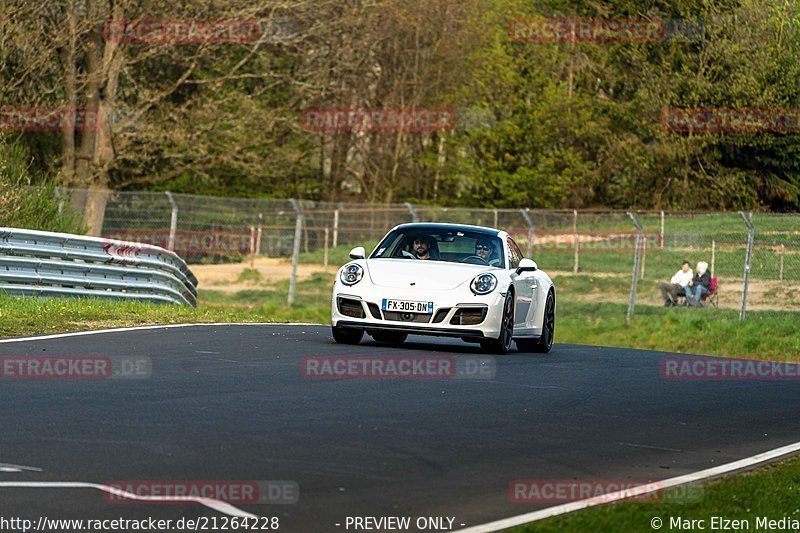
[405,202,419,222]
[626,212,644,323]
[739,211,755,321]
[520,208,534,257]
[288,200,303,306]
[165,192,178,251]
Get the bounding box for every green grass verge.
[0,272,334,338]
[509,454,800,533]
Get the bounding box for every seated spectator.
[685,261,711,307]
[659,260,693,307]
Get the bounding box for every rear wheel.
[481,292,514,355]
[331,326,364,345]
[370,331,408,345]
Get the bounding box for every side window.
[507,238,523,269]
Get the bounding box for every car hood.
[365,259,500,290]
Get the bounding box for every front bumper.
[331,285,505,340]
[336,320,487,339]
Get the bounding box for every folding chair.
[700,277,718,308]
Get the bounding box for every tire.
[331,326,364,345]
[370,331,408,345]
[530,290,555,353]
[481,292,514,355]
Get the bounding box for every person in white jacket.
[659,261,693,307]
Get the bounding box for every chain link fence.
[53,188,799,318]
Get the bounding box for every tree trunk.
[59,0,78,186]
[82,187,110,237]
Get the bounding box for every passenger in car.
[475,238,501,267]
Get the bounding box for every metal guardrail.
[0,228,198,306]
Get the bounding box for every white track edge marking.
[456,440,800,532]
[0,481,257,517]
[0,323,325,344]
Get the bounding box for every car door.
[508,237,536,333]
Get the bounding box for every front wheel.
[481,292,514,355]
[331,326,364,345]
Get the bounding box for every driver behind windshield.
[410,234,436,260]
[475,238,500,266]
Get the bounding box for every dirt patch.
[192,258,329,293]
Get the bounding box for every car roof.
[394,222,504,236]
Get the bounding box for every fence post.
[164,192,178,251]
[54,186,65,213]
[324,227,330,270]
[626,212,644,323]
[640,235,647,280]
[572,209,579,274]
[573,239,580,274]
[660,210,665,249]
[711,240,716,277]
[405,202,419,222]
[288,199,303,306]
[333,209,339,248]
[249,226,256,268]
[493,209,498,228]
[520,208,534,257]
[739,211,755,321]
[780,244,785,283]
[256,213,263,255]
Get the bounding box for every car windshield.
[370,226,505,267]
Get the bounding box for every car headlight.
[470,273,497,295]
[340,263,364,286]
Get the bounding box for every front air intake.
[450,307,487,325]
[337,297,366,318]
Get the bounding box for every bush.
[0,137,85,234]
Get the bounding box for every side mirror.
[515,258,537,274]
[349,246,366,260]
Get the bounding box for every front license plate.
[381,298,434,314]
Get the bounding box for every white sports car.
[331,223,556,354]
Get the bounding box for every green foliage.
[439,0,800,210]
[4,0,800,210]
[0,137,85,233]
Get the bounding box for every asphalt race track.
[2,324,800,532]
